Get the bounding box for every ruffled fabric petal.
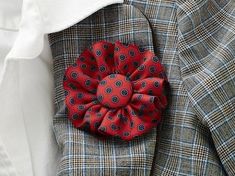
[64,65,99,93]
[114,41,142,75]
[132,78,168,109]
[130,51,166,81]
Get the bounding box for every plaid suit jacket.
[48,1,235,175]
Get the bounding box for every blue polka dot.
[138,124,145,131]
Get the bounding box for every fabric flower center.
[96,74,133,108]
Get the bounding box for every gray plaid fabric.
[49,4,158,176]
[49,0,235,175]
[124,0,235,175]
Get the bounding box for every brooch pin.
[63,41,168,141]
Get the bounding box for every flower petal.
[132,78,168,109]
[67,101,98,126]
[83,105,109,133]
[130,51,166,81]
[130,93,159,112]
[91,41,115,78]
[114,41,142,76]
[64,66,99,93]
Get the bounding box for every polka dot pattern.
[63,41,168,141]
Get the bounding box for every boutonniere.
[63,41,168,141]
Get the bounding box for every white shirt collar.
[0,0,123,85]
[0,0,22,30]
[8,0,123,58]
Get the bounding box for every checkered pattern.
[125,0,235,175]
[49,0,235,175]
[49,4,157,176]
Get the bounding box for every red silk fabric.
[63,41,168,141]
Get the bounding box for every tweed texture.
[49,0,235,175]
[49,4,158,176]
[124,0,235,175]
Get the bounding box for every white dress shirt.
[0,0,123,175]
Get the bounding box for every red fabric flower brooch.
[63,41,168,141]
